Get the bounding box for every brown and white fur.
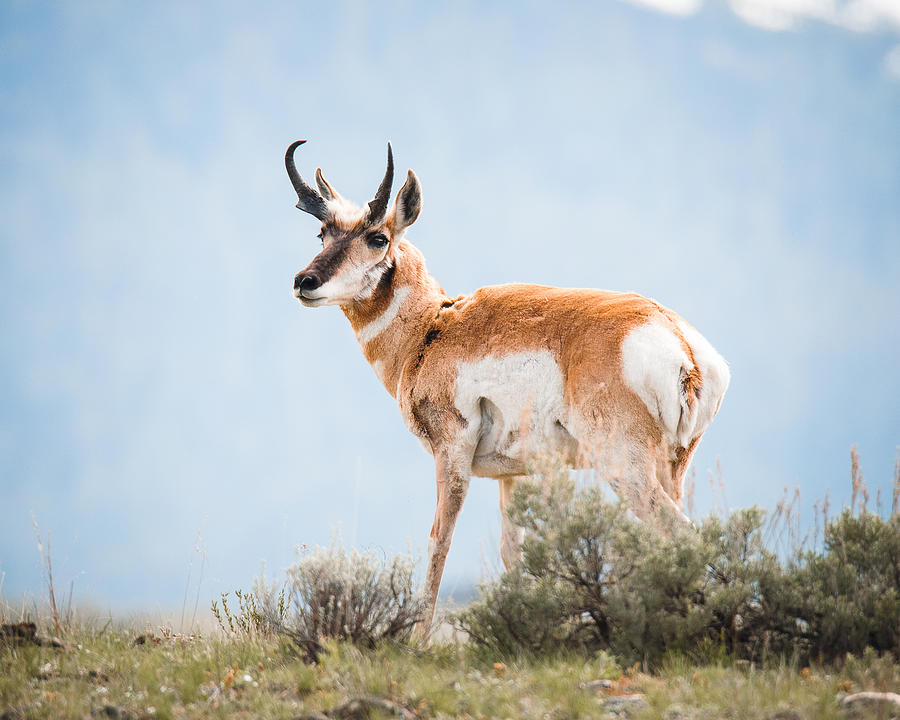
[286,141,730,633]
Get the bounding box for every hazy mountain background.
[1,0,898,613]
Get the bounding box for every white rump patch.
[621,321,692,446]
[357,286,411,344]
[622,320,730,448]
[676,320,730,439]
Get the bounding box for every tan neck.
[342,240,446,398]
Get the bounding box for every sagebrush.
[212,543,425,659]
[456,468,899,667]
[286,542,425,659]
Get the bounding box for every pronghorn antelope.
[286,140,730,631]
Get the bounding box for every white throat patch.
[357,285,412,345]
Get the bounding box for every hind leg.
[498,476,526,570]
[582,431,690,529]
[667,436,701,507]
[615,454,690,528]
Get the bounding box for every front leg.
[420,452,470,637]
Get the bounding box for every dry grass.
[2,625,897,720]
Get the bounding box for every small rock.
[584,678,615,691]
[600,693,647,716]
[839,691,900,718]
[91,707,135,720]
[204,682,223,704]
[132,634,160,646]
[0,623,37,645]
[0,623,64,649]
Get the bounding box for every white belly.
[453,350,578,477]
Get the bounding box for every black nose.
[294,273,320,292]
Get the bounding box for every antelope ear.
[392,170,422,232]
[315,168,340,201]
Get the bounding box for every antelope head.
[288,141,422,307]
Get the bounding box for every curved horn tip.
[365,142,395,217]
[285,139,330,221]
[285,139,308,162]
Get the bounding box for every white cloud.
[623,0,900,32]
[728,0,835,31]
[838,0,900,32]
[627,0,704,16]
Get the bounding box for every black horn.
[285,140,330,221]
[366,142,394,223]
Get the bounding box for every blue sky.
[1,0,898,615]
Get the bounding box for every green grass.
[2,624,897,719]
[5,448,897,717]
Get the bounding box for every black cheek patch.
[371,262,396,302]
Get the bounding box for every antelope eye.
[367,233,389,249]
